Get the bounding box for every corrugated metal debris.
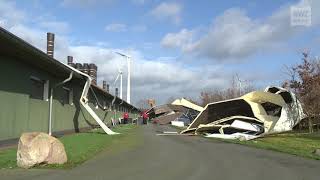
[148,98,203,127]
[181,86,305,140]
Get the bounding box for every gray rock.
[312,149,320,156]
[17,132,67,168]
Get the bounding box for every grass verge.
[216,132,320,160]
[0,124,141,169]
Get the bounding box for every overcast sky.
[1,0,319,105]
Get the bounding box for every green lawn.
[0,124,141,169]
[0,147,16,169]
[220,132,320,160]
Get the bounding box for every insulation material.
[230,120,261,132]
[181,86,305,140]
[171,121,185,127]
[205,133,258,140]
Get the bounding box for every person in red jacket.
[142,111,148,124]
[123,112,129,124]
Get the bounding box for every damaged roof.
[0,27,82,79]
[153,112,184,125]
[171,98,204,112]
[0,27,139,111]
[181,86,305,140]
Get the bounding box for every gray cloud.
[0,0,295,106]
[161,28,194,51]
[150,2,182,25]
[0,1,26,28]
[161,0,320,61]
[66,46,230,104]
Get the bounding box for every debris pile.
[181,86,305,140]
[148,98,203,127]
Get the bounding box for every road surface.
[1,125,319,180]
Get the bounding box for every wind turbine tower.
[115,52,131,104]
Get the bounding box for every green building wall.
[0,56,139,141]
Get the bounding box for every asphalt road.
[1,125,320,180]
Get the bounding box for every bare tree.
[199,75,256,106]
[136,99,149,111]
[166,96,177,104]
[284,51,320,133]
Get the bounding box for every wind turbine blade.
[116,64,122,73]
[115,52,126,57]
[115,51,131,58]
[113,73,120,85]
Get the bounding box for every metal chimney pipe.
[47,32,55,58]
[107,84,110,92]
[67,56,73,65]
[115,88,119,97]
[75,63,82,71]
[89,63,97,85]
[102,80,107,90]
[83,63,89,74]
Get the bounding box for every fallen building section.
[148,98,203,126]
[153,112,183,125]
[171,98,204,112]
[181,86,305,140]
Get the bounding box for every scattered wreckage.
[181,86,305,140]
[148,98,204,127]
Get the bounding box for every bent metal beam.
[66,64,119,135]
[48,72,73,135]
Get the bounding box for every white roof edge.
[171,98,204,112]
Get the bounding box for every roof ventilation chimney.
[115,88,119,97]
[47,32,55,58]
[83,63,89,74]
[89,63,97,85]
[107,84,110,93]
[75,63,82,71]
[103,80,107,90]
[67,56,74,66]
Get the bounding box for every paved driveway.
[1,125,319,180]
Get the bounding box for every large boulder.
[313,149,320,156]
[17,132,67,168]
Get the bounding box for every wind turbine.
[115,52,131,104]
[113,66,123,99]
[117,65,123,99]
[236,74,248,96]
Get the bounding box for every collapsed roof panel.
[153,112,184,125]
[186,99,255,130]
[194,116,263,134]
[167,104,188,113]
[181,86,305,140]
[148,99,201,126]
[171,98,204,112]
